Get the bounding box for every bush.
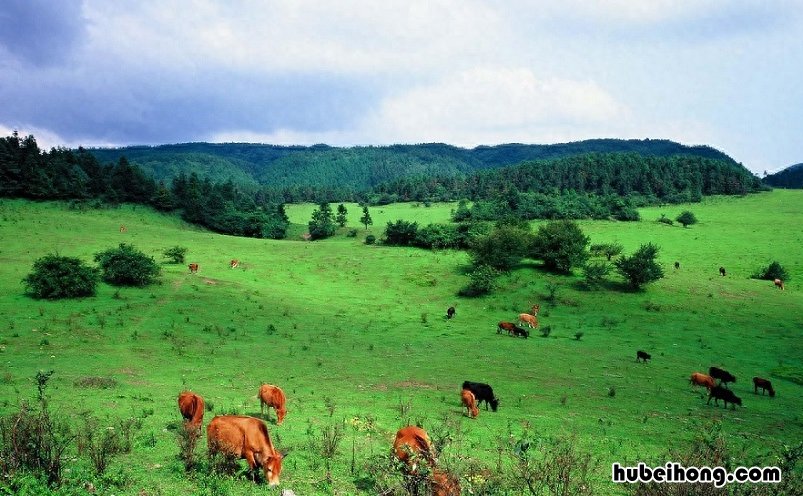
[469,225,530,271]
[657,214,674,226]
[675,210,698,228]
[583,261,610,289]
[23,254,99,299]
[384,220,419,246]
[163,246,187,264]
[752,261,789,281]
[94,243,161,286]
[346,228,358,238]
[614,206,641,221]
[458,265,500,297]
[413,223,461,249]
[615,243,665,289]
[365,234,376,245]
[530,220,590,273]
[590,242,623,261]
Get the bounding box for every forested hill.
[87,139,737,191]
[763,163,803,188]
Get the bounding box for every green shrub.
[657,214,674,226]
[94,243,160,286]
[346,228,358,238]
[23,254,99,299]
[676,210,698,228]
[583,261,610,289]
[458,265,500,297]
[383,220,419,246]
[469,225,530,271]
[530,220,590,273]
[365,234,376,245]
[615,243,665,289]
[163,246,187,264]
[752,261,789,281]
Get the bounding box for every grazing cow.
[674,261,680,270]
[230,259,240,269]
[636,350,651,363]
[462,381,499,411]
[393,426,435,473]
[431,469,461,496]
[518,313,538,328]
[258,384,287,425]
[188,263,199,274]
[446,306,455,319]
[774,279,785,290]
[461,389,478,418]
[719,266,726,277]
[707,385,743,409]
[207,415,286,485]
[497,321,517,335]
[709,367,736,388]
[753,377,775,397]
[119,224,127,233]
[689,372,716,390]
[511,326,529,338]
[178,391,205,431]
[529,304,541,316]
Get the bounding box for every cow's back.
[178,391,205,426]
[394,426,434,468]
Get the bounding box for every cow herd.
[685,367,775,410]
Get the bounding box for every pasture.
[0,190,801,495]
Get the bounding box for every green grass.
[0,191,801,494]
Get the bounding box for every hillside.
[87,139,740,191]
[764,162,803,188]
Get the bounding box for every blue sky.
[1,0,801,173]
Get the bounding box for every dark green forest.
[763,163,803,188]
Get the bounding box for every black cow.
[709,366,736,388]
[707,385,742,409]
[462,381,499,412]
[636,350,651,363]
[719,266,726,277]
[446,307,456,319]
[752,377,775,397]
[511,326,529,339]
[674,261,680,270]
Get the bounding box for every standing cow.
[178,391,205,431]
[753,377,775,397]
[188,263,199,274]
[258,384,287,425]
[446,306,456,319]
[719,267,726,277]
[461,389,478,418]
[462,381,499,411]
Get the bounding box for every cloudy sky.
[1,0,801,173]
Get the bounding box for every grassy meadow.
[0,190,801,494]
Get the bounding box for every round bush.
[365,234,376,245]
[94,243,161,286]
[23,254,99,299]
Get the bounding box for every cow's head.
[261,450,287,486]
[490,398,499,412]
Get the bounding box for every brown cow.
[774,279,785,290]
[230,259,240,269]
[431,469,461,496]
[689,372,716,390]
[461,389,478,418]
[188,263,199,274]
[119,224,127,233]
[753,377,775,397]
[518,313,538,328]
[393,425,435,473]
[178,391,205,430]
[497,321,517,335]
[258,384,287,425]
[207,415,286,485]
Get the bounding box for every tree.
[308,203,336,240]
[530,220,590,273]
[751,261,789,281]
[676,211,698,228]
[360,205,373,230]
[590,242,623,261]
[614,243,664,289]
[583,261,610,290]
[469,225,530,271]
[163,246,187,264]
[335,204,348,227]
[383,220,419,246]
[23,254,99,299]
[458,264,500,297]
[94,243,161,286]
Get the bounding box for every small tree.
[458,264,500,297]
[469,225,530,271]
[530,220,590,273]
[451,199,472,222]
[94,244,160,286]
[583,261,610,290]
[752,261,789,281]
[384,220,419,246]
[359,205,373,230]
[23,255,99,299]
[163,246,187,264]
[335,204,348,228]
[590,242,623,261]
[614,243,664,289]
[308,203,336,240]
[676,211,698,228]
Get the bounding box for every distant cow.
[511,326,529,338]
[119,224,127,233]
[207,415,286,485]
[636,350,651,363]
[753,377,775,397]
[774,279,785,290]
[188,263,199,274]
[497,321,517,335]
[709,367,736,388]
[460,389,478,418]
[230,259,240,269]
[674,261,680,270]
[518,313,538,328]
[719,266,726,277]
[689,372,716,390]
[393,425,435,473]
[462,381,499,412]
[446,306,455,319]
[258,384,287,425]
[178,391,205,431]
[707,385,742,409]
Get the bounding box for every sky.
[1,1,802,174]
